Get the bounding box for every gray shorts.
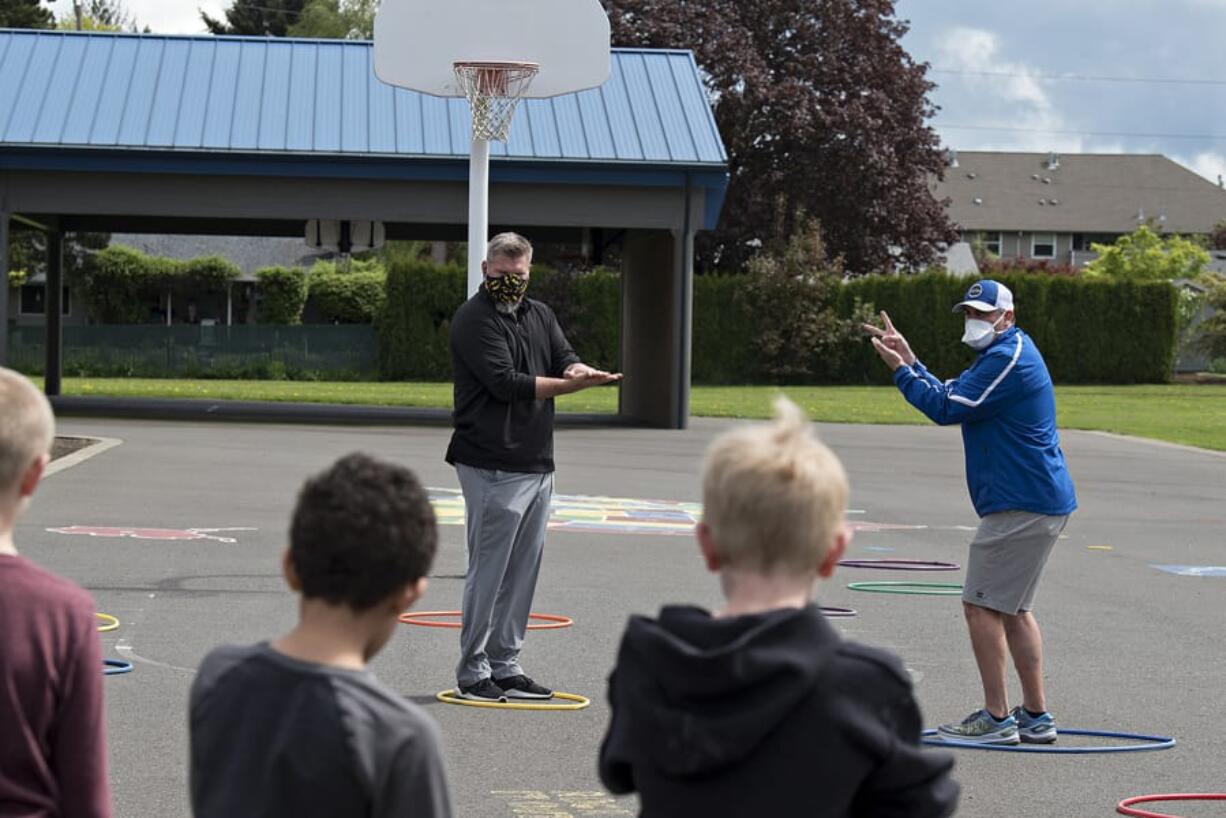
[963,511,1069,615]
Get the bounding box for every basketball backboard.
[373,0,611,99]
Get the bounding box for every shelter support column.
[618,228,692,429]
[0,211,8,366]
[44,228,63,396]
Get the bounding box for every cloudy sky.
[53,0,1226,183]
[897,0,1226,183]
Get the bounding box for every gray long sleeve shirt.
[190,643,452,818]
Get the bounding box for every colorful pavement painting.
[428,489,702,537]
[428,489,921,538]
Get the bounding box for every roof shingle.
[935,151,1226,234]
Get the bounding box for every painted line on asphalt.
[44,436,123,477]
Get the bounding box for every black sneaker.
[456,678,507,702]
[495,674,553,699]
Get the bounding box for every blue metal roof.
[0,28,726,166]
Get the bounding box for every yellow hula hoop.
[95,613,120,632]
[435,689,590,711]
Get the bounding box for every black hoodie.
[599,604,958,817]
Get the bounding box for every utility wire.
[938,124,1226,142]
[931,68,1226,87]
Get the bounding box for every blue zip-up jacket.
[891,326,1077,518]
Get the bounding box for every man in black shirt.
[446,232,620,701]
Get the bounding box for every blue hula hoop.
[103,659,133,676]
[921,727,1175,754]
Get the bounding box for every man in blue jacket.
[866,280,1076,746]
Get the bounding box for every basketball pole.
[467,138,490,297]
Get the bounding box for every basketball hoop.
[453,60,540,141]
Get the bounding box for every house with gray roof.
[934,151,1226,266]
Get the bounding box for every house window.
[982,232,1002,255]
[1031,233,1056,259]
[18,285,71,316]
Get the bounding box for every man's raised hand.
[870,337,906,371]
[862,311,916,366]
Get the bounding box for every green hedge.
[834,273,1178,384]
[527,266,621,370]
[694,272,1177,385]
[692,275,755,383]
[376,262,622,380]
[376,259,466,379]
[370,263,1177,384]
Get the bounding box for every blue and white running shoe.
[937,708,1020,745]
[1011,706,1057,744]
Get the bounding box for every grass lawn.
[40,377,1226,452]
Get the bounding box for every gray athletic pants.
[455,464,553,687]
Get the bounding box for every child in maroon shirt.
[0,367,111,818]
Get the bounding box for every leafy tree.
[56,0,141,31]
[56,0,137,30]
[1193,274,1226,362]
[0,0,54,28]
[7,229,110,287]
[288,0,376,39]
[1084,225,1210,282]
[1210,220,1226,251]
[202,0,307,36]
[735,217,873,382]
[602,0,956,274]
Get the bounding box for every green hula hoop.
[847,581,963,596]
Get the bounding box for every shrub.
[255,266,309,325]
[1193,273,1226,361]
[309,269,387,323]
[178,255,241,292]
[1084,225,1210,281]
[79,245,177,323]
[735,221,873,383]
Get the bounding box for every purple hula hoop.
[838,559,961,571]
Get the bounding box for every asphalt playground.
[24,415,1226,817]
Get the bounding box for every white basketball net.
[453,61,540,142]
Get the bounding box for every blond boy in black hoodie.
[598,398,958,817]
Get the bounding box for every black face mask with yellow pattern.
[484,274,529,305]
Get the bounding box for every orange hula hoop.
[399,610,574,630]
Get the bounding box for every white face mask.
[961,314,1005,351]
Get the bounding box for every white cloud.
[1173,151,1226,184]
[49,0,229,34]
[931,26,1085,153]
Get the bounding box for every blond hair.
[486,232,533,262]
[701,397,848,573]
[0,368,54,494]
